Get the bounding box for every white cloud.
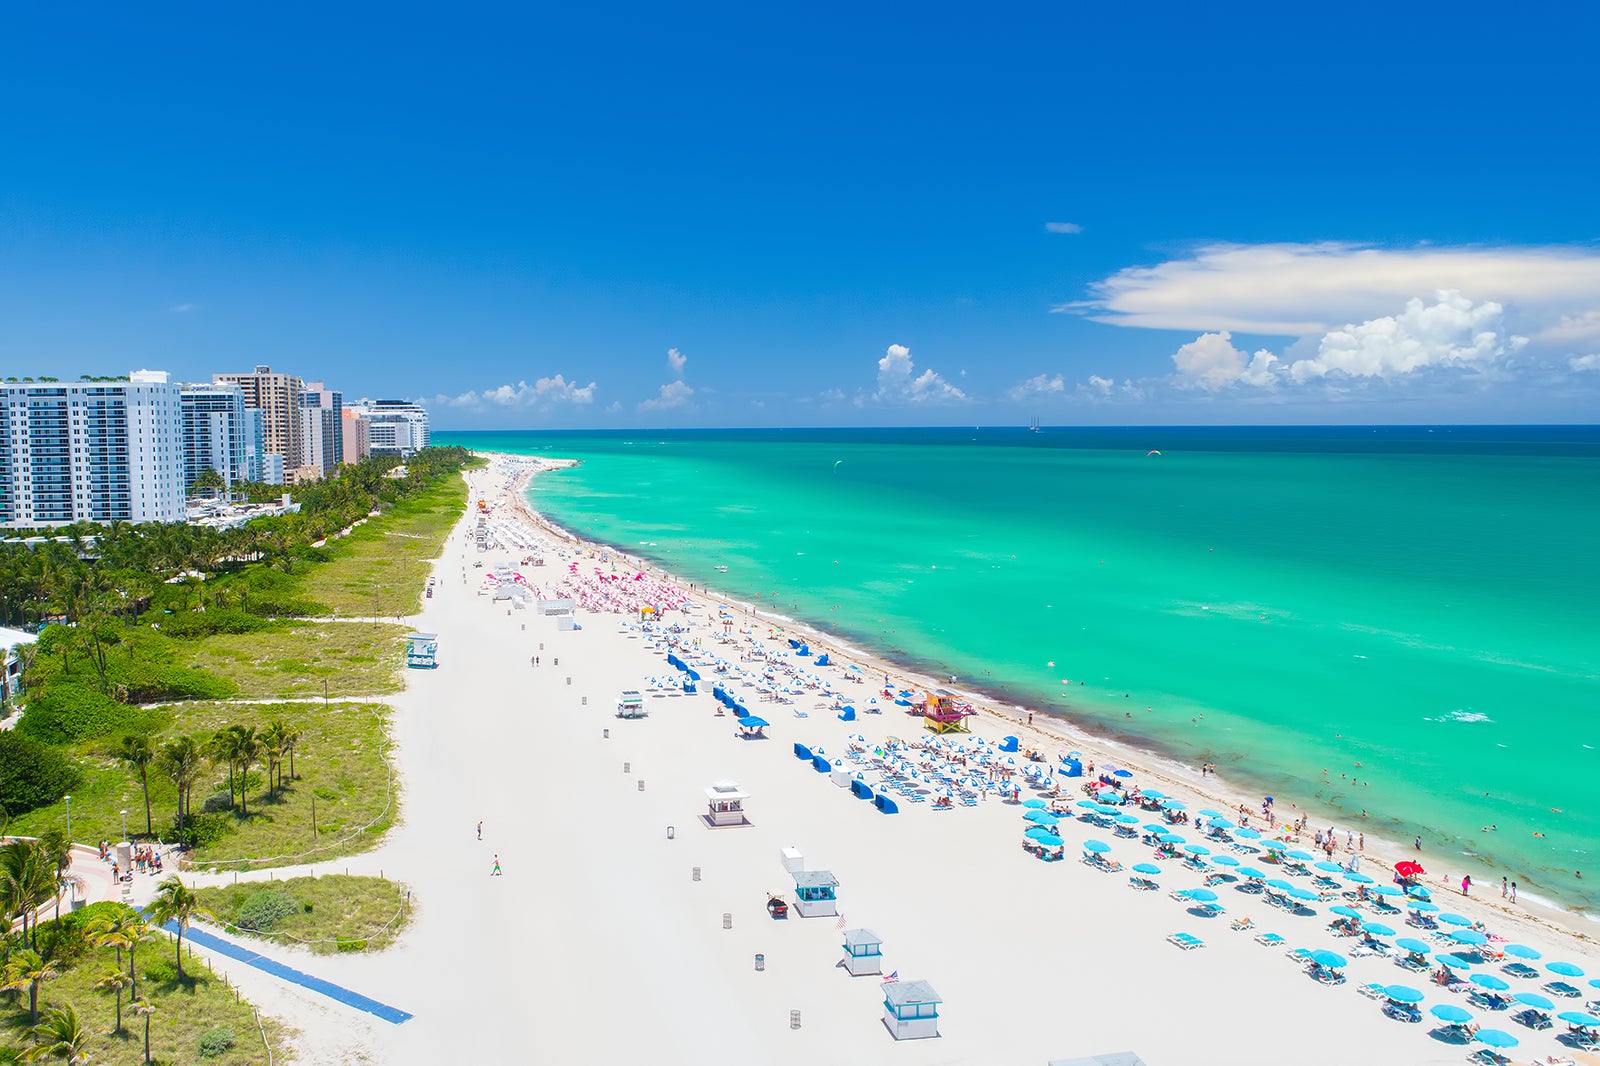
[1288,291,1522,383]
[667,347,687,376]
[1172,331,1281,391]
[1570,353,1600,372]
[605,400,623,414]
[1007,373,1065,400]
[1077,376,1145,402]
[432,374,597,409]
[873,343,967,405]
[1086,375,1114,395]
[638,380,694,412]
[1044,221,1083,235]
[1064,242,1600,336]
[1537,311,1600,345]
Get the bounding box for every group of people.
[99,841,164,882]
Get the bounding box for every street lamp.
[64,795,71,843]
[120,809,129,844]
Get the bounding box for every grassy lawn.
[8,701,396,870]
[292,474,465,617]
[178,622,409,700]
[1,908,286,1065]
[198,875,412,954]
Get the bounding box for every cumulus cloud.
[667,347,687,376]
[1076,376,1145,401]
[1537,310,1600,346]
[1570,353,1600,372]
[1007,373,1065,400]
[1172,331,1281,391]
[873,344,967,405]
[1063,242,1600,335]
[434,374,597,408]
[1288,291,1523,383]
[1044,221,1083,234]
[638,380,694,412]
[1086,375,1114,395]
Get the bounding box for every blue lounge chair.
[1253,932,1286,947]
[1166,932,1204,950]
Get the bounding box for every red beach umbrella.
[1395,860,1426,878]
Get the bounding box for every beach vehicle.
[766,894,789,920]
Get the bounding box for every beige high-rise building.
[213,365,305,477]
[341,407,371,464]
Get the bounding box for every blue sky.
[4,3,1599,427]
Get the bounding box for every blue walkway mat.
[169,921,413,1024]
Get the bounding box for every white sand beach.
[172,455,1600,1066]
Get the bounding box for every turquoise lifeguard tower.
[882,979,942,1040]
[792,869,839,917]
[842,928,883,976]
[405,632,438,669]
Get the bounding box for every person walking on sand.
[1510,881,1516,902]
[1461,874,1471,895]
[1501,876,1508,898]
[492,855,502,876]
[477,821,483,840]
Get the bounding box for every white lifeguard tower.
[703,781,750,828]
[842,929,884,976]
[616,691,646,718]
[792,869,839,917]
[883,979,942,1041]
[405,632,438,669]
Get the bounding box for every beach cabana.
[883,979,942,1041]
[793,869,840,917]
[875,794,899,815]
[405,632,439,669]
[851,778,875,801]
[737,716,769,739]
[793,743,813,761]
[842,929,884,976]
[703,781,750,828]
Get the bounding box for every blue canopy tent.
[794,743,813,761]
[1060,758,1083,777]
[738,716,770,739]
[851,778,875,800]
[815,654,830,666]
[812,755,831,774]
[838,706,856,722]
[999,736,1020,752]
[874,794,899,815]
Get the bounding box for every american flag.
[882,970,899,983]
[835,914,847,930]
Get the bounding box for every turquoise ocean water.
[439,427,1600,913]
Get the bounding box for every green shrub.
[234,890,300,932]
[16,681,167,744]
[110,657,234,702]
[170,812,233,850]
[197,1027,236,1057]
[158,609,274,639]
[0,732,79,813]
[201,789,234,814]
[335,936,367,952]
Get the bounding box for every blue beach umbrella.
[1208,818,1235,829]
[1362,921,1396,937]
[1211,855,1240,868]
[1438,912,1472,926]
[1286,849,1316,861]
[1513,992,1553,1010]
[1287,886,1318,902]
[1023,810,1061,825]
[1395,938,1432,955]
[1115,813,1141,825]
[1384,985,1425,1004]
[1502,943,1540,960]
[1142,822,1167,834]
[1430,1003,1473,1024]
[1198,808,1224,819]
[1474,1030,1518,1050]
[1235,827,1262,839]
[1021,798,1047,809]
[1033,833,1064,848]
[1558,1011,1600,1027]
[1470,973,1510,992]
[1343,871,1374,884]
[1330,905,1362,919]
[1407,900,1439,912]
[1438,953,1478,969]
[1083,839,1112,854]
[1238,867,1266,880]
[1095,803,1121,816]
[1265,878,1294,892]
[1024,826,1057,842]
[1132,863,1162,876]
[1185,843,1211,856]
[1310,950,1348,969]
[1076,800,1099,809]
[1159,833,1186,845]
[1314,861,1343,873]
[1179,887,1219,902]
[1141,789,1166,800]
[1162,799,1186,811]
[1450,929,1487,947]
[1372,884,1403,897]
[1547,961,1585,978]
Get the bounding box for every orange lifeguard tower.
[923,688,971,734]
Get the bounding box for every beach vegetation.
[198,875,411,954]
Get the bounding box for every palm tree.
[0,839,59,949]
[95,966,133,1034]
[261,721,286,794]
[147,876,209,981]
[119,734,156,836]
[157,735,203,829]
[232,727,260,816]
[281,721,302,782]
[207,727,242,809]
[20,1002,93,1064]
[132,999,155,1065]
[3,949,62,1025]
[118,914,154,1001]
[85,911,134,970]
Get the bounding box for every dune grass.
[176,621,410,700]
[199,874,412,954]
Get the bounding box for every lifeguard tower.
[405,632,438,669]
[842,929,884,976]
[703,781,750,828]
[882,979,942,1040]
[616,691,646,718]
[923,689,970,734]
[792,869,839,917]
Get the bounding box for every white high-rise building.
[0,369,186,527]
[180,382,251,491]
[350,398,430,457]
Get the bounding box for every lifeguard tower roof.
[933,688,958,698]
[793,870,839,890]
[704,782,748,802]
[883,980,941,1008]
[843,929,882,950]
